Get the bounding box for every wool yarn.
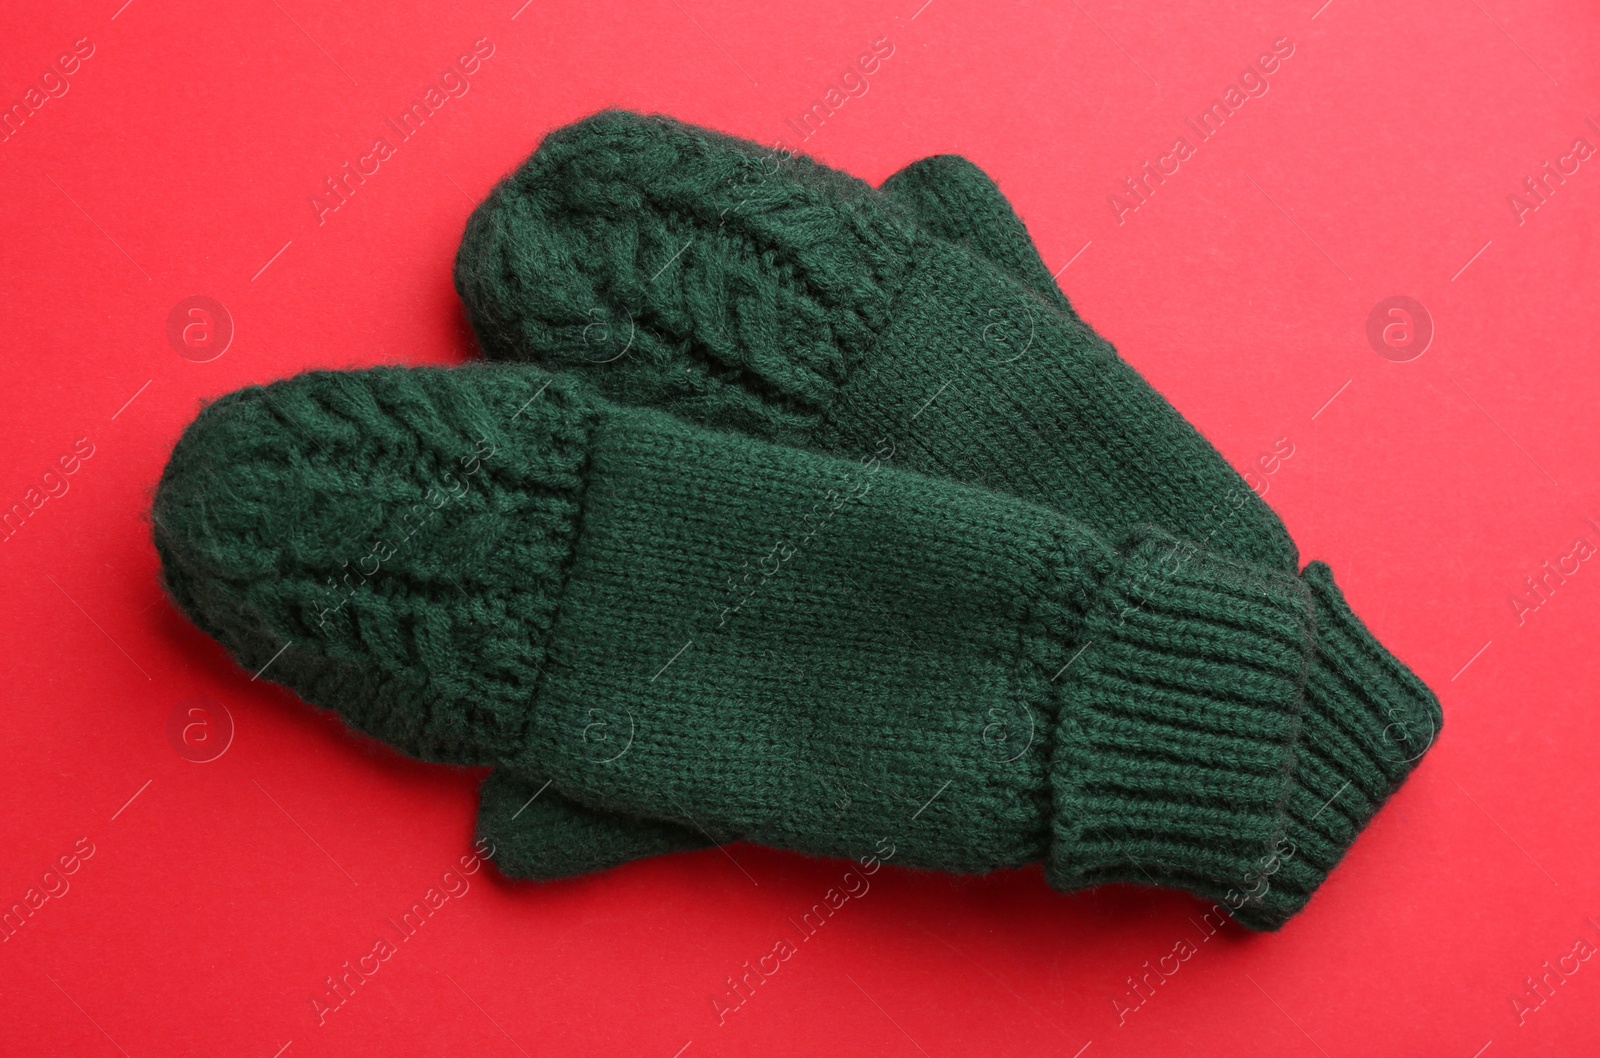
[452,111,1442,927]
[877,153,1084,325]
[478,150,1098,890]
[155,367,595,764]
[157,365,1340,926]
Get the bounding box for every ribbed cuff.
[1232,561,1443,929]
[1045,531,1314,913]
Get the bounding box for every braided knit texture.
[154,366,596,764]
[456,109,920,446]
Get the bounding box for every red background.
[3,1,1597,1054]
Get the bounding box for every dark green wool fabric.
[453,111,1442,927]
[478,149,1099,891]
[155,365,1331,924]
[877,153,1083,326]
[454,112,1299,568]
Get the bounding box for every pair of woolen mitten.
[153,111,1440,931]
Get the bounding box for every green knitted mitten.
[155,366,1328,927]
[452,111,1442,926]
[455,111,1298,567]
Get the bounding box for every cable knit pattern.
[153,366,596,764]
[456,109,920,445]
[453,111,1442,928]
